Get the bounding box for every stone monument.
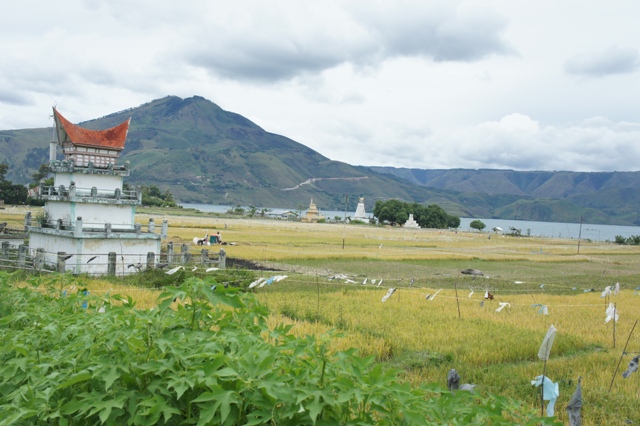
[301,198,325,223]
[403,214,420,229]
[353,197,367,220]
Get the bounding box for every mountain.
[370,167,640,225]
[0,96,458,213]
[1,95,638,225]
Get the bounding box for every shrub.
[0,272,560,425]
[470,220,486,231]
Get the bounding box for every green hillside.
[371,167,640,225]
[1,95,637,225]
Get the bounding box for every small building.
[301,198,325,223]
[267,210,298,220]
[27,108,166,275]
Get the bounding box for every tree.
[31,164,51,188]
[416,204,458,229]
[373,199,408,225]
[0,163,8,181]
[374,199,459,229]
[140,185,178,207]
[470,220,486,231]
[0,163,27,205]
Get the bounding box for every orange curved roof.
[53,108,131,150]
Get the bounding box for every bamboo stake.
[609,319,638,392]
[316,272,320,320]
[540,359,548,416]
[613,303,617,349]
[454,279,461,319]
[537,325,556,417]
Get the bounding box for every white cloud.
[565,45,640,77]
[0,0,640,172]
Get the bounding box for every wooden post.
[107,252,117,276]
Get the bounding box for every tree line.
[373,199,460,228]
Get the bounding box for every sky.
[1,0,640,172]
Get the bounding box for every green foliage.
[0,163,27,204]
[470,220,486,231]
[227,205,245,215]
[373,199,460,229]
[374,199,409,225]
[0,272,560,425]
[34,210,50,227]
[0,163,8,181]
[614,234,640,245]
[31,163,51,187]
[0,182,27,204]
[139,184,178,207]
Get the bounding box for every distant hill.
[370,167,640,225]
[0,96,460,214]
[1,95,638,225]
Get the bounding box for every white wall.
[54,172,122,192]
[46,202,134,227]
[29,233,160,275]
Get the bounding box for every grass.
[3,206,640,425]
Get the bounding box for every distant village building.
[301,198,325,223]
[267,210,298,220]
[26,108,166,275]
[403,214,420,229]
[353,197,367,220]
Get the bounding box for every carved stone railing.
[38,183,141,204]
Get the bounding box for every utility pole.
[577,216,583,254]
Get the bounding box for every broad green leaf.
[58,371,92,389]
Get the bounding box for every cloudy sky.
[1,1,639,172]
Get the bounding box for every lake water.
[181,203,640,242]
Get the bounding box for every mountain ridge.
[1,95,639,226]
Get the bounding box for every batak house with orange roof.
[27,108,167,275]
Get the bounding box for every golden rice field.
[4,207,640,424]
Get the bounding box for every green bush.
[0,272,560,425]
[469,220,486,231]
[614,234,640,245]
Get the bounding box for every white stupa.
[354,197,367,220]
[403,214,420,229]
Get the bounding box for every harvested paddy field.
[4,207,640,424]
